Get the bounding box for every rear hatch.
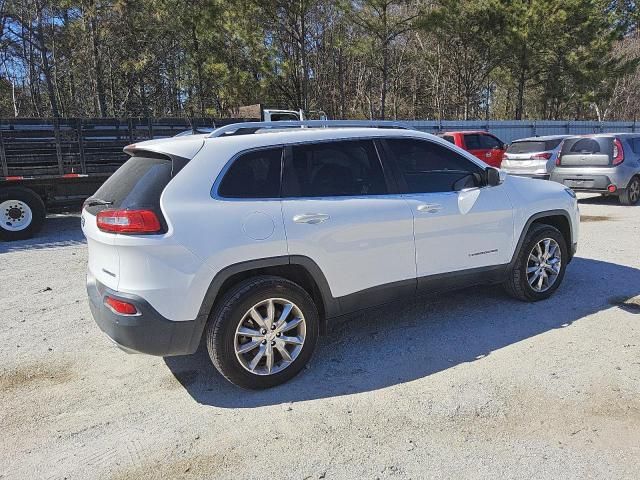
[502,139,563,175]
[81,154,175,290]
[558,137,613,167]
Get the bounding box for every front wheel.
[503,224,568,302]
[206,276,319,389]
[0,187,46,241]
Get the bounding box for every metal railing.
[207,120,415,138]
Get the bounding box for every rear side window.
[464,134,482,149]
[283,140,387,197]
[218,148,283,198]
[479,134,502,149]
[86,156,172,215]
[507,139,562,154]
[632,138,640,154]
[441,135,455,144]
[386,139,483,193]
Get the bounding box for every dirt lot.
[1,194,640,480]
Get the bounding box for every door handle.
[416,204,442,213]
[485,152,492,158]
[293,213,330,224]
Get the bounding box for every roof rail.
[207,120,415,138]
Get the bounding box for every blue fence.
[403,120,640,144]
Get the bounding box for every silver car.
[550,133,640,205]
[501,135,569,179]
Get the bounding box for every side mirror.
[486,167,502,187]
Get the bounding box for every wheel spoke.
[526,266,539,273]
[248,344,267,371]
[265,343,274,374]
[237,340,262,354]
[275,341,293,362]
[277,316,304,334]
[273,303,293,330]
[266,299,275,328]
[236,326,262,338]
[249,308,267,329]
[280,335,303,346]
[537,271,545,290]
[528,271,541,285]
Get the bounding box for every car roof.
[439,130,489,135]
[512,134,571,142]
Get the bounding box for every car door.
[480,133,506,168]
[382,137,514,281]
[280,139,417,311]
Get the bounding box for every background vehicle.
[551,133,640,205]
[501,135,569,179]
[82,121,579,389]
[439,131,506,167]
[0,107,311,241]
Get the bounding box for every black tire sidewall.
[517,226,568,301]
[207,278,319,389]
[624,177,640,205]
[0,187,46,241]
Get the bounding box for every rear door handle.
[416,204,442,213]
[293,213,330,224]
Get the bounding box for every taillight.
[105,296,138,315]
[555,140,566,166]
[613,138,624,165]
[531,152,552,160]
[96,209,161,234]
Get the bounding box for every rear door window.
[283,140,388,197]
[218,148,283,198]
[85,156,172,215]
[464,134,482,150]
[441,135,455,144]
[480,134,501,149]
[385,138,483,193]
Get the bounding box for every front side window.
[283,140,387,197]
[386,139,483,193]
[218,148,283,198]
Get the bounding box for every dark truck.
[0,110,309,241]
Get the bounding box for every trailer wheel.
[0,187,46,241]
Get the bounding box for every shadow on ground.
[578,194,631,206]
[165,256,640,408]
[0,213,85,254]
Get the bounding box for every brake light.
[531,152,552,160]
[105,296,138,315]
[612,138,624,165]
[96,209,161,234]
[555,140,566,166]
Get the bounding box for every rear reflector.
[105,296,138,315]
[96,209,161,234]
[608,184,617,193]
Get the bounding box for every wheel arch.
[187,256,337,352]
[510,210,574,267]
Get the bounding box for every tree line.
[1,0,639,121]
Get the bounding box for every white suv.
[82,122,579,389]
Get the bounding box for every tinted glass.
[507,139,563,154]
[386,139,483,193]
[631,138,640,154]
[464,134,482,149]
[442,135,455,144]
[284,140,387,197]
[480,134,502,149]
[219,148,283,198]
[86,156,172,215]
[562,137,612,155]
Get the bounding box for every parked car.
[501,135,570,179]
[82,122,579,389]
[439,131,506,167]
[551,133,640,205]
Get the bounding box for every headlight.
[564,187,576,199]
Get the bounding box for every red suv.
[439,131,506,168]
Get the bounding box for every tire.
[619,176,640,206]
[206,275,319,389]
[0,187,46,241]
[503,223,568,302]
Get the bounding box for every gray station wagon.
[550,133,640,205]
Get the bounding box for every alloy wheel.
[234,298,306,376]
[527,238,562,293]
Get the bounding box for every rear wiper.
[84,198,113,207]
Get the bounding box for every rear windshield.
[561,137,612,156]
[85,156,172,216]
[507,139,563,154]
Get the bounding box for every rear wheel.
[503,224,568,302]
[206,276,319,389]
[0,187,46,241]
[619,176,640,206]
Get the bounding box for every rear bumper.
[551,167,634,193]
[87,273,201,356]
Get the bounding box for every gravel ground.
[1,195,640,480]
